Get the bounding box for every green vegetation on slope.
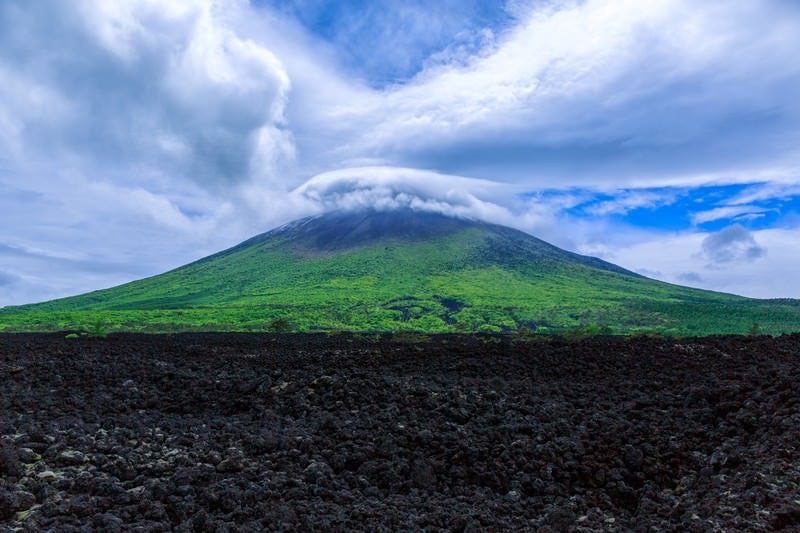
[1,211,798,335]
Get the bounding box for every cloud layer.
[0,0,293,190]
[294,167,514,219]
[270,0,800,186]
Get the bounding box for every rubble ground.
[1,332,799,531]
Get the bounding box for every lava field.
[1,333,799,531]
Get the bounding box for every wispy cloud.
[584,190,680,216]
[691,205,773,225]
[726,182,800,206]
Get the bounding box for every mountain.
[2,209,799,335]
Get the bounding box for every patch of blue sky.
[606,198,694,232]
[685,184,800,231]
[530,183,800,232]
[252,0,513,86]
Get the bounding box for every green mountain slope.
[2,209,799,335]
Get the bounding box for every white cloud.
[585,190,679,216]
[294,166,514,218]
[727,182,800,205]
[0,0,293,190]
[691,205,773,225]
[291,165,616,251]
[277,0,800,186]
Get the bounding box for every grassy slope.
[1,226,799,335]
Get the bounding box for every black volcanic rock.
[1,332,799,530]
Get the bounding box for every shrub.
[561,323,612,341]
[453,322,470,334]
[266,318,293,333]
[86,320,108,337]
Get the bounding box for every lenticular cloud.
[293,166,514,221]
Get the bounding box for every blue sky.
[255,0,514,86]
[1,0,800,305]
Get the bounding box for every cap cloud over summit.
[293,167,514,219]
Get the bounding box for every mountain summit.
[235,209,632,274]
[2,209,799,334]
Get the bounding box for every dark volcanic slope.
[237,209,635,274]
[1,334,800,531]
[265,210,485,251]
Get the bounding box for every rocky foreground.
[1,333,799,531]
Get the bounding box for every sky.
[1,0,800,306]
